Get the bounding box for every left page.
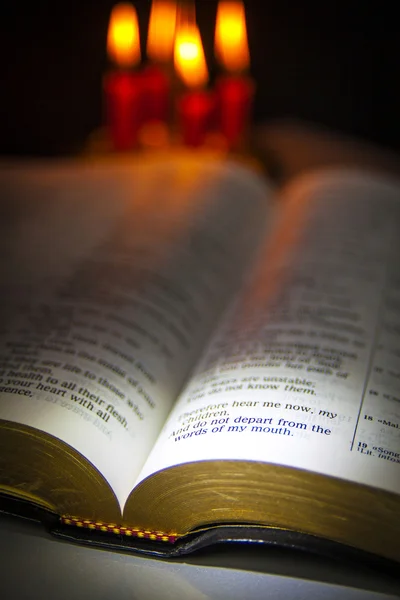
[0,155,270,510]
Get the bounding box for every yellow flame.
[215,1,250,73]
[107,3,141,68]
[147,1,178,63]
[174,24,208,89]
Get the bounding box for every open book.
[0,153,399,566]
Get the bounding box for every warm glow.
[174,25,208,89]
[107,3,141,68]
[215,1,250,73]
[147,1,177,63]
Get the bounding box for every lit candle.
[214,1,255,149]
[174,23,215,147]
[147,0,177,64]
[142,1,178,124]
[103,3,142,151]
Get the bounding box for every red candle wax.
[216,75,255,148]
[141,65,170,123]
[178,91,216,148]
[103,71,143,151]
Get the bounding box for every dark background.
[0,1,398,156]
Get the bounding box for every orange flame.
[147,1,178,63]
[174,23,209,89]
[107,3,141,68]
[215,1,250,73]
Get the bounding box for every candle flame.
[107,3,141,68]
[147,1,177,63]
[215,1,250,73]
[174,24,208,89]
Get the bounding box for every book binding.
[1,494,399,577]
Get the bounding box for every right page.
[138,168,400,496]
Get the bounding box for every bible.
[0,151,399,566]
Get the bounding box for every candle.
[141,65,170,124]
[178,90,216,148]
[215,75,254,148]
[103,3,142,151]
[174,22,215,147]
[142,1,178,124]
[214,0,254,149]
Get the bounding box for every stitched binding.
[61,516,179,543]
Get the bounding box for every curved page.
[0,155,270,509]
[138,169,400,497]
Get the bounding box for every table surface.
[1,120,400,600]
[1,515,399,600]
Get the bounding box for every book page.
[138,169,400,496]
[0,156,270,509]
